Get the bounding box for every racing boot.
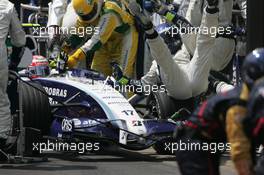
[206,0,219,13]
[0,138,7,162]
[207,0,219,8]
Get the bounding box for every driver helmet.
[28,55,50,78]
[73,0,104,23]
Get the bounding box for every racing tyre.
[147,91,176,119]
[21,81,51,135]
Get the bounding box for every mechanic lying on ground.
[0,0,26,161]
[65,0,139,78]
[119,0,233,100]
[149,0,246,75]
[174,48,264,175]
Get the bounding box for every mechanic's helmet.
[27,55,50,78]
[73,0,103,23]
[242,48,264,88]
[156,23,181,55]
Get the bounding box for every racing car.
[15,67,179,155]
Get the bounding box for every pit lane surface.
[0,147,237,175]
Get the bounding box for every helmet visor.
[79,3,98,21]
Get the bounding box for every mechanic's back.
[0,0,26,62]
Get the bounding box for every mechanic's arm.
[9,6,26,71]
[67,13,120,68]
[47,0,68,35]
[141,61,159,86]
[237,0,247,20]
[226,105,254,175]
[160,10,196,55]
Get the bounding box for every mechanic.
[66,0,139,78]
[47,0,78,41]
[174,48,264,175]
[127,0,235,100]
[47,0,88,68]
[243,77,264,175]
[0,0,26,160]
[142,0,246,73]
[181,0,246,72]
[144,0,247,94]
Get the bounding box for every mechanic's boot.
[128,2,153,31]
[206,0,219,13]
[207,0,219,7]
[0,138,7,162]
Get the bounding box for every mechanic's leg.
[188,8,219,97]
[211,38,235,71]
[211,0,235,71]
[146,34,192,99]
[0,68,11,140]
[177,149,220,175]
[128,1,192,98]
[165,9,197,60]
[176,128,220,175]
[180,0,203,56]
[120,26,139,78]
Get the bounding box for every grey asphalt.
[0,147,237,175]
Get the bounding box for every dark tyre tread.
[21,82,51,135]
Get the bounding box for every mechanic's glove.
[8,46,25,72]
[164,11,193,29]
[67,48,86,68]
[49,45,60,60]
[128,1,153,31]
[8,61,18,72]
[153,1,170,16]
[111,62,130,85]
[57,59,66,73]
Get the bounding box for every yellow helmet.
[73,0,102,22]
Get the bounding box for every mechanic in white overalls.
[0,0,26,147]
[48,0,88,68]
[126,0,231,100]
[182,0,246,72]
[141,0,246,95]
[47,0,78,39]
